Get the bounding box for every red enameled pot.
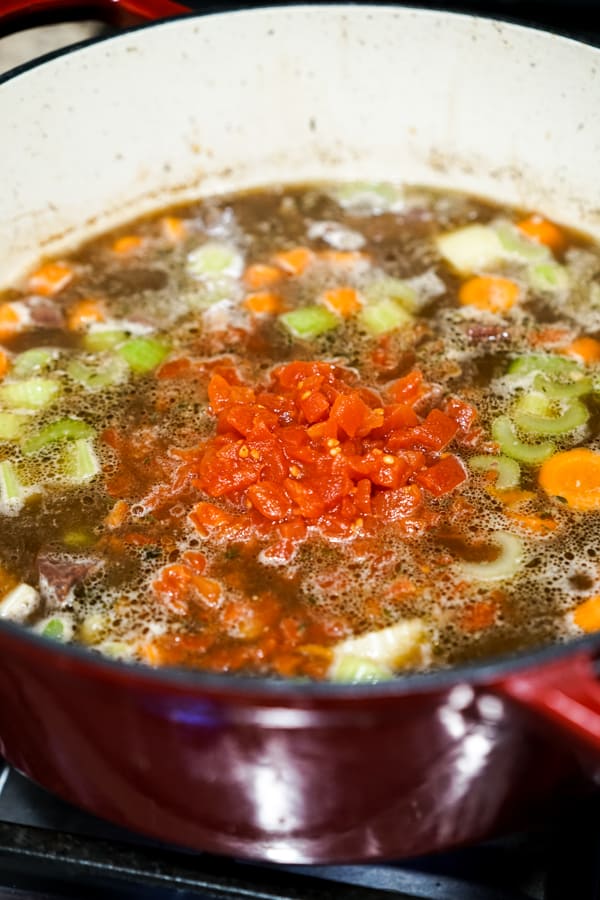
[1,0,600,864]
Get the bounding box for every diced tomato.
[299,390,330,424]
[444,397,477,432]
[284,478,326,518]
[330,393,383,438]
[354,478,372,515]
[371,484,423,520]
[387,370,424,405]
[418,409,459,451]
[247,481,293,520]
[415,455,467,496]
[279,518,308,541]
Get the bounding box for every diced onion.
[0,583,40,623]
[330,618,429,680]
[436,225,504,275]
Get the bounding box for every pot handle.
[499,651,600,757]
[0,0,190,32]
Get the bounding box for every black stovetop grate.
[1,762,600,900]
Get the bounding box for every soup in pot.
[1,182,600,681]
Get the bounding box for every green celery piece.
[534,373,593,400]
[331,654,393,683]
[0,412,30,441]
[63,437,99,482]
[67,356,129,392]
[507,354,582,379]
[513,397,589,435]
[491,416,554,464]
[494,222,551,263]
[468,455,521,489]
[82,330,128,353]
[280,306,339,339]
[460,531,525,583]
[117,337,169,374]
[516,392,553,417]
[528,261,570,293]
[364,277,418,312]
[22,418,95,455]
[43,618,64,640]
[0,378,60,410]
[187,242,242,279]
[0,459,24,509]
[359,298,413,336]
[12,348,56,378]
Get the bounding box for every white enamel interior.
[1,5,600,287]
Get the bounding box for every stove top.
[1,759,600,900]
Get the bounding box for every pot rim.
[1,2,599,700]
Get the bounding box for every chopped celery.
[513,396,589,435]
[0,583,39,622]
[0,459,25,512]
[528,261,570,293]
[187,242,243,280]
[330,619,429,673]
[12,348,57,378]
[0,378,60,410]
[534,373,593,400]
[516,392,552,417]
[469,454,521,489]
[332,181,403,214]
[364,277,418,312]
[39,615,75,642]
[22,418,95,455]
[491,416,555,464]
[0,412,30,441]
[358,298,413,336]
[83,330,128,352]
[330,654,393,684]
[435,225,504,275]
[507,354,581,379]
[63,437,100,482]
[460,531,525,582]
[67,356,129,392]
[494,222,551,263]
[280,306,339,339]
[117,337,169,374]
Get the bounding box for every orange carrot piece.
[161,216,186,242]
[318,250,369,267]
[272,246,313,276]
[458,275,520,314]
[517,215,566,254]
[528,326,573,348]
[562,337,600,365]
[0,351,9,379]
[321,286,361,317]
[505,511,558,534]
[573,595,600,632]
[243,263,284,290]
[539,448,600,511]
[459,599,498,633]
[0,304,23,341]
[104,499,129,530]
[112,235,144,255]
[488,487,536,507]
[67,298,106,331]
[243,292,284,315]
[28,261,74,297]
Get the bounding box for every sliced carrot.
[112,235,144,255]
[272,246,313,276]
[528,326,573,347]
[0,350,9,379]
[139,642,165,666]
[28,261,74,297]
[488,487,536,507]
[243,263,284,290]
[562,336,600,365]
[104,499,129,530]
[0,304,23,341]
[318,250,369,267]
[517,215,566,254]
[539,448,600,511]
[573,595,600,632]
[161,216,186,242]
[67,298,106,331]
[243,291,284,315]
[459,599,498,633]
[505,511,558,534]
[458,275,520,314]
[321,286,361,317]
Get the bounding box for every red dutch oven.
[1,0,600,865]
